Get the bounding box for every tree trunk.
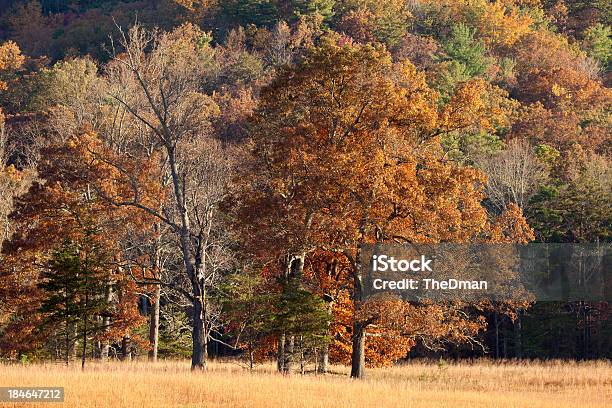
[277,332,286,373]
[148,285,161,362]
[318,260,337,375]
[318,290,334,374]
[289,254,305,280]
[100,282,113,361]
[276,253,306,373]
[350,247,366,379]
[65,320,75,365]
[191,296,207,370]
[81,319,87,370]
[317,304,332,374]
[121,334,132,361]
[286,335,294,373]
[494,310,499,359]
[100,342,110,361]
[300,337,305,375]
[168,149,208,371]
[249,343,254,370]
[350,321,366,378]
[81,273,88,370]
[317,345,329,374]
[191,244,208,370]
[503,331,507,359]
[514,310,522,359]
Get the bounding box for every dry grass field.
[0,359,611,408]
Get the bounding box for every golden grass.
[1,359,611,408]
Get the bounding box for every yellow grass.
[1,359,611,408]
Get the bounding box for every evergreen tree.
[220,271,330,370]
[444,23,491,77]
[38,242,111,367]
[582,23,611,72]
[292,0,335,22]
[437,23,494,98]
[221,0,280,27]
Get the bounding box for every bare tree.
[102,24,233,369]
[477,138,549,211]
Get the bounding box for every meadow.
[1,359,611,408]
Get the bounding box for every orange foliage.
[420,0,533,48]
[0,41,24,72]
[489,203,535,243]
[0,131,161,355]
[511,29,611,155]
[238,36,535,368]
[479,1,533,47]
[0,41,24,91]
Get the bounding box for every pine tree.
[582,24,611,72]
[39,242,111,368]
[437,23,494,98]
[292,0,335,22]
[220,270,330,371]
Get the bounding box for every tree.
[0,43,35,244]
[234,35,532,378]
[30,57,103,129]
[582,23,611,72]
[477,0,533,48]
[414,0,533,48]
[0,41,25,93]
[220,0,280,27]
[39,244,113,367]
[477,138,549,211]
[443,23,492,78]
[335,0,413,46]
[292,0,335,22]
[547,0,611,35]
[219,270,276,368]
[510,29,611,159]
[101,24,233,370]
[0,131,147,362]
[529,149,611,242]
[436,23,495,98]
[3,1,55,58]
[220,265,331,371]
[272,279,331,372]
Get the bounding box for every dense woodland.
[0,0,609,377]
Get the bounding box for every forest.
[0,0,609,381]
